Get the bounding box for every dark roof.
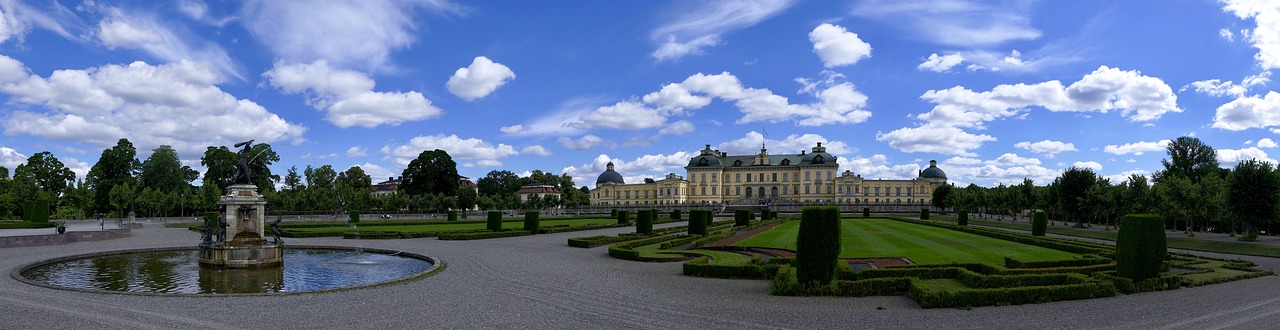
[596,162,624,185]
[687,153,834,167]
[920,161,947,179]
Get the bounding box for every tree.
[86,139,139,214]
[109,181,136,219]
[477,170,521,196]
[138,145,197,194]
[1155,175,1195,232]
[201,143,279,192]
[305,165,338,191]
[15,151,77,200]
[282,166,304,191]
[1155,136,1219,184]
[1226,159,1279,239]
[1123,174,1152,215]
[455,186,477,218]
[399,149,459,196]
[931,184,952,212]
[1056,166,1097,228]
[336,166,372,191]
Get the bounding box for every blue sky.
[0,0,1278,189]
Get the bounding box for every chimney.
[929,160,937,167]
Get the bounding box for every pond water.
[20,247,435,294]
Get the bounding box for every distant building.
[589,142,948,206]
[459,176,477,189]
[517,184,561,202]
[372,177,402,196]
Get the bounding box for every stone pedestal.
[200,184,282,268]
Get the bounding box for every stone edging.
[0,229,132,249]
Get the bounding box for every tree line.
[0,139,589,220]
[931,136,1279,240]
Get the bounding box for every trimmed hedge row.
[682,256,783,279]
[671,209,682,221]
[909,279,1116,309]
[1117,214,1166,281]
[688,210,710,235]
[1180,269,1275,287]
[636,210,653,234]
[617,210,630,225]
[438,230,532,240]
[448,210,458,221]
[891,217,1113,256]
[1031,210,1047,236]
[796,206,841,287]
[524,211,540,232]
[863,207,871,218]
[1090,271,1182,293]
[22,199,50,223]
[487,210,503,231]
[957,210,968,226]
[920,208,929,220]
[734,209,753,226]
[568,233,651,248]
[1004,255,1111,268]
[0,221,57,229]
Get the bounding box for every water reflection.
[23,249,432,294]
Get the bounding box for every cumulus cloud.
[556,135,608,151]
[1103,139,1171,156]
[446,56,515,101]
[716,131,853,156]
[240,0,460,71]
[658,120,695,135]
[1222,0,1280,70]
[1260,138,1278,148]
[0,56,304,157]
[346,146,367,157]
[649,0,793,60]
[840,154,924,180]
[0,146,25,170]
[1183,71,1270,98]
[562,151,698,188]
[987,153,1041,166]
[383,134,519,168]
[1213,91,1280,131]
[1072,161,1103,171]
[521,145,551,156]
[1014,140,1077,158]
[918,53,965,72]
[879,66,1178,155]
[264,61,442,128]
[809,23,872,67]
[1217,146,1277,166]
[852,0,1041,47]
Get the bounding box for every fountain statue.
[198,140,283,268]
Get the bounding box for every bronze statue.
[270,216,283,245]
[233,140,254,184]
[201,215,213,244]
[214,214,228,244]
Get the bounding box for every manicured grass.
[734,218,1078,264]
[930,215,1280,259]
[285,218,615,235]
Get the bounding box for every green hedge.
[0,221,56,229]
[636,210,653,234]
[734,209,751,226]
[568,233,650,248]
[796,206,841,286]
[890,217,1113,256]
[1004,255,1111,268]
[448,210,458,221]
[958,210,968,226]
[487,210,502,231]
[438,229,532,240]
[671,209,682,221]
[908,279,1116,309]
[920,208,929,220]
[1090,271,1182,293]
[863,207,870,218]
[349,211,360,224]
[617,210,630,225]
[524,210,540,232]
[688,210,708,235]
[1117,214,1166,281]
[1032,211,1047,236]
[682,256,782,279]
[25,199,50,223]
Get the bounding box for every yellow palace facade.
[590,143,948,206]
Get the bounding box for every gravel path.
[1,222,1278,329]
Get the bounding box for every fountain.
[14,140,440,295]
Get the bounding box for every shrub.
[920,208,929,220]
[487,210,503,231]
[863,207,870,218]
[688,210,709,235]
[348,211,360,224]
[958,210,968,226]
[671,209,682,221]
[636,210,653,234]
[524,210,540,232]
[439,230,532,240]
[26,199,50,223]
[796,206,841,287]
[682,256,782,279]
[448,210,458,221]
[1117,214,1166,281]
[611,209,618,217]
[649,209,659,225]
[735,209,751,226]
[617,210,630,225]
[1031,211,1047,236]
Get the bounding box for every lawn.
[733,218,1079,264]
[284,218,616,235]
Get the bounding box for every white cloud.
[881,66,1177,155]
[562,151,698,188]
[264,61,442,128]
[1217,146,1278,166]
[1260,138,1278,148]
[852,0,1041,46]
[1221,28,1236,41]
[446,56,516,101]
[649,0,793,60]
[987,153,1041,166]
[521,145,551,156]
[876,124,996,157]
[1184,71,1271,98]
[715,131,853,156]
[918,53,965,72]
[1103,139,1171,156]
[658,120,695,135]
[569,101,667,130]
[94,8,241,79]
[0,146,25,170]
[809,23,872,68]
[841,154,923,180]
[0,57,305,157]
[240,0,460,71]
[499,97,597,137]
[1222,0,1280,69]
[643,83,712,111]
[0,0,77,46]
[384,134,519,168]
[499,124,524,134]
[556,135,607,151]
[1211,91,1280,131]
[346,146,367,157]
[1103,169,1149,185]
[1072,161,1103,171]
[1014,140,1077,158]
[943,156,981,165]
[357,163,397,183]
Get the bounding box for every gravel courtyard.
[2,223,1278,329]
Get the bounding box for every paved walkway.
[0,222,1278,329]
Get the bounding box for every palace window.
[895,187,901,196]
[874,187,881,196]
[772,173,777,182]
[804,185,810,194]
[746,174,752,182]
[735,187,741,195]
[700,173,705,182]
[805,171,811,180]
[701,187,706,196]
[827,171,833,180]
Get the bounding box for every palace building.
[590,142,947,206]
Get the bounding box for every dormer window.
[698,157,709,166]
[733,160,743,166]
[781,159,791,165]
[813,155,824,164]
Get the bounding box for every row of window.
[692,170,836,184]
